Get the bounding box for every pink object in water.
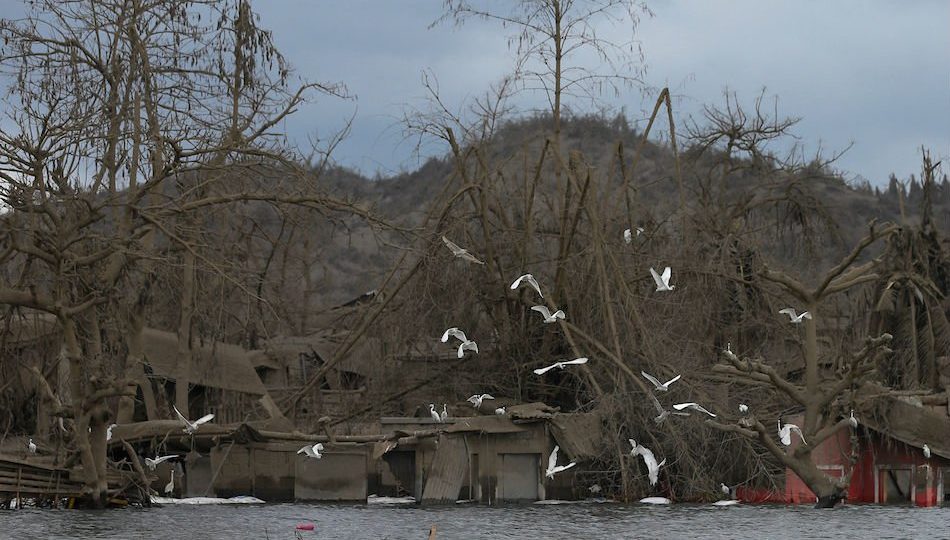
[295,523,315,531]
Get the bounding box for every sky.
[252,0,949,186]
[1,1,947,186]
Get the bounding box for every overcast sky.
[253,1,949,186]
[2,1,947,185]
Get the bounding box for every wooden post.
[15,467,21,509]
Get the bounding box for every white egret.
[510,274,543,298]
[649,267,674,292]
[440,404,449,422]
[457,340,478,358]
[739,404,749,414]
[144,455,178,471]
[778,420,807,446]
[28,438,36,454]
[640,497,671,505]
[429,404,442,423]
[848,410,858,428]
[672,402,717,417]
[648,393,688,424]
[923,444,931,458]
[779,308,812,324]
[494,407,506,415]
[530,305,565,324]
[164,470,175,495]
[297,443,324,459]
[441,236,485,265]
[623,227,644,244]
[106,423,117,441]
[545,445,577,478]
[589,484,602,494]
[173,405,215,435]
[467,394,495,409]
[533,357,589,375]
[720,483,730,495]
[629,439,666,486]
[440,327,468,344]
[641,371,681,392]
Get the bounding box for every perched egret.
[297,443,324,459]
[440,327,469,344]
[720,483,730,495]
[545,445,577,478]
[779,308,812,324]
[530,305,566,324]
[778,420,807,446]
[429,404,442,423]
[672,402,717,417]
[649,267,674,292]
[457,340,478,358]
[923,444,931,459]
[649,393,689,424]
[441,236,485,265]
[641,371,681,392]
[848,410,858,428]
[106,423,117,441]
[164,470,175,495]
[173,405,215,435]
[629,439,666,486]
[533,357,589,375]
[510,274,543,298]
[144,455,178,471]
[467,394,495,409]
[440,404,449,422]
[494,407,506,415]
[28,438,36,454]
[639,497,671,505]
[739,404,749,414]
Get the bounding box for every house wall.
[784,427,950,506]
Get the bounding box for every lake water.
[3,501,947,539]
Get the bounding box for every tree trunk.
[176,250,196,413]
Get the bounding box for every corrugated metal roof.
[421,434,467,503]
[444,416,530,434]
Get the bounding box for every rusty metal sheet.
[421,434,467,503]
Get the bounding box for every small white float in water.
[712,500,740,506]
[639,497,671,505]
[150,495,264,505]
[366,494,416,505]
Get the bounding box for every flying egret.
[648,393,689,424]
[164,470,175,495]
[649,267,674,292]
[848,410,858,428]
[510,274,543,298]
[778,420,806,446]
[672,402,717,417]
[429,404,442,423]
[779,308,812,324]
[297,443,324,459]
[629,439,666,486]
[923,444,931,458]
[144,455,178,471]
[545,445,577,478]
[440,404,449,422]
[494,407,506,415]
[441,236,485,265]
[589,484,602,494]
[441,327,468,344]
[106,423,117,441]
[623,227,644,244]
[28,438,36,454]
[457,340,478,358]
[639,497,671,505]
[739,404,749,414]
[467,394,495,409]
[641,371,681,392]
[173,405,215,435]
[531,305,566,324]
[533,357,589,375]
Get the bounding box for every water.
[2,502,947,539]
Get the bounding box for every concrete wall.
[295,452,367,501]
